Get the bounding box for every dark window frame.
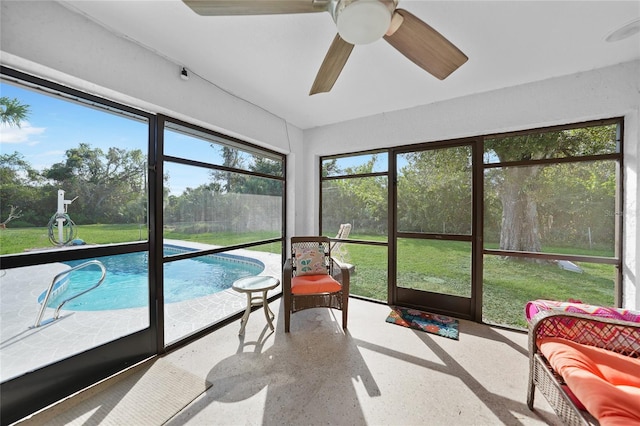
[0,66,288,423]
[319,117,624,317]
[159,115,286,265]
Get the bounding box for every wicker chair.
[282,236,350,332]
[527,310,640,425]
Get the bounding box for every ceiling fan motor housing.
[331,0,398,44]
[180,0,467,95]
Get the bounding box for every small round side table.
[232,275,280,335]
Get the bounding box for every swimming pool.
[40,245,264,311]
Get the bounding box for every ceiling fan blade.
[309,34,354,95]
[384,9,468,80]
[182,0,329,16]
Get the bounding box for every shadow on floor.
[168,303,379,425]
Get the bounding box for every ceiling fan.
[182,0,468,95]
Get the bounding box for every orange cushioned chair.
[283,236,350,332]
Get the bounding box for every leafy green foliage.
[209,147,283,195]
[1,152,54,226]
[398,146,472,234]
[0,96,30,127]
[43,143,147,224]
[1,143,148,227]
[485,124,618,252]
[485,125,617,162]
[322,155,388,235]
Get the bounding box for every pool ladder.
[33,260,106,328]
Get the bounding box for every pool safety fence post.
[48,190,78,246]
[56,190,66,244]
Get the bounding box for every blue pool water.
[41,246,264,311]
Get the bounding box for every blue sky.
[0,82,145,167]
[1,80,394,195]
[0,81,213,195]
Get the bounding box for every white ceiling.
[60,1,640,130]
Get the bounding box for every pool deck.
[0,241,282,383]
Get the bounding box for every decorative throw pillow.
[294,245,328,276]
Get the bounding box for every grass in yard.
[1,228,616,329]
[0,225,280,255]
[0,224,149,255]
[396,238,471,297]
[341,234,615,329]
[483,256,615,328]
[343,242,388,301]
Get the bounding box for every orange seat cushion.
[291,274,341,295]
[539,337,640,426]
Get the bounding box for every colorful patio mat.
[386,306,459,340]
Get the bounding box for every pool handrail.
[33,260,107,328]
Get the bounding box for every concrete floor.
[161,297,561,425]
[18,296,563,425]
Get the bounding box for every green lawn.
[341,233,615,329]
[1,227,616,329]
[0,225,280,255]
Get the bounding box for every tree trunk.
[499,166,542,254]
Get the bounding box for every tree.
[238,157,283,196]
[0,96,30,127]
[321,158,340,177]
[398,147,472,234]
[0,152,49,226]
[43,143,147,223]
[0,98,37,225]
[209,147,284,196]
[0,152,40,185]
[324,155,388,234]
[535,159,616,250]
[0,205,23,228]
[212,146,245,193]
[487,125,617,253]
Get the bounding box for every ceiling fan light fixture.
[336,0,392,45]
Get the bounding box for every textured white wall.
[0,1,299,152]
[1,1,637,309]
[304,60,640,310]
